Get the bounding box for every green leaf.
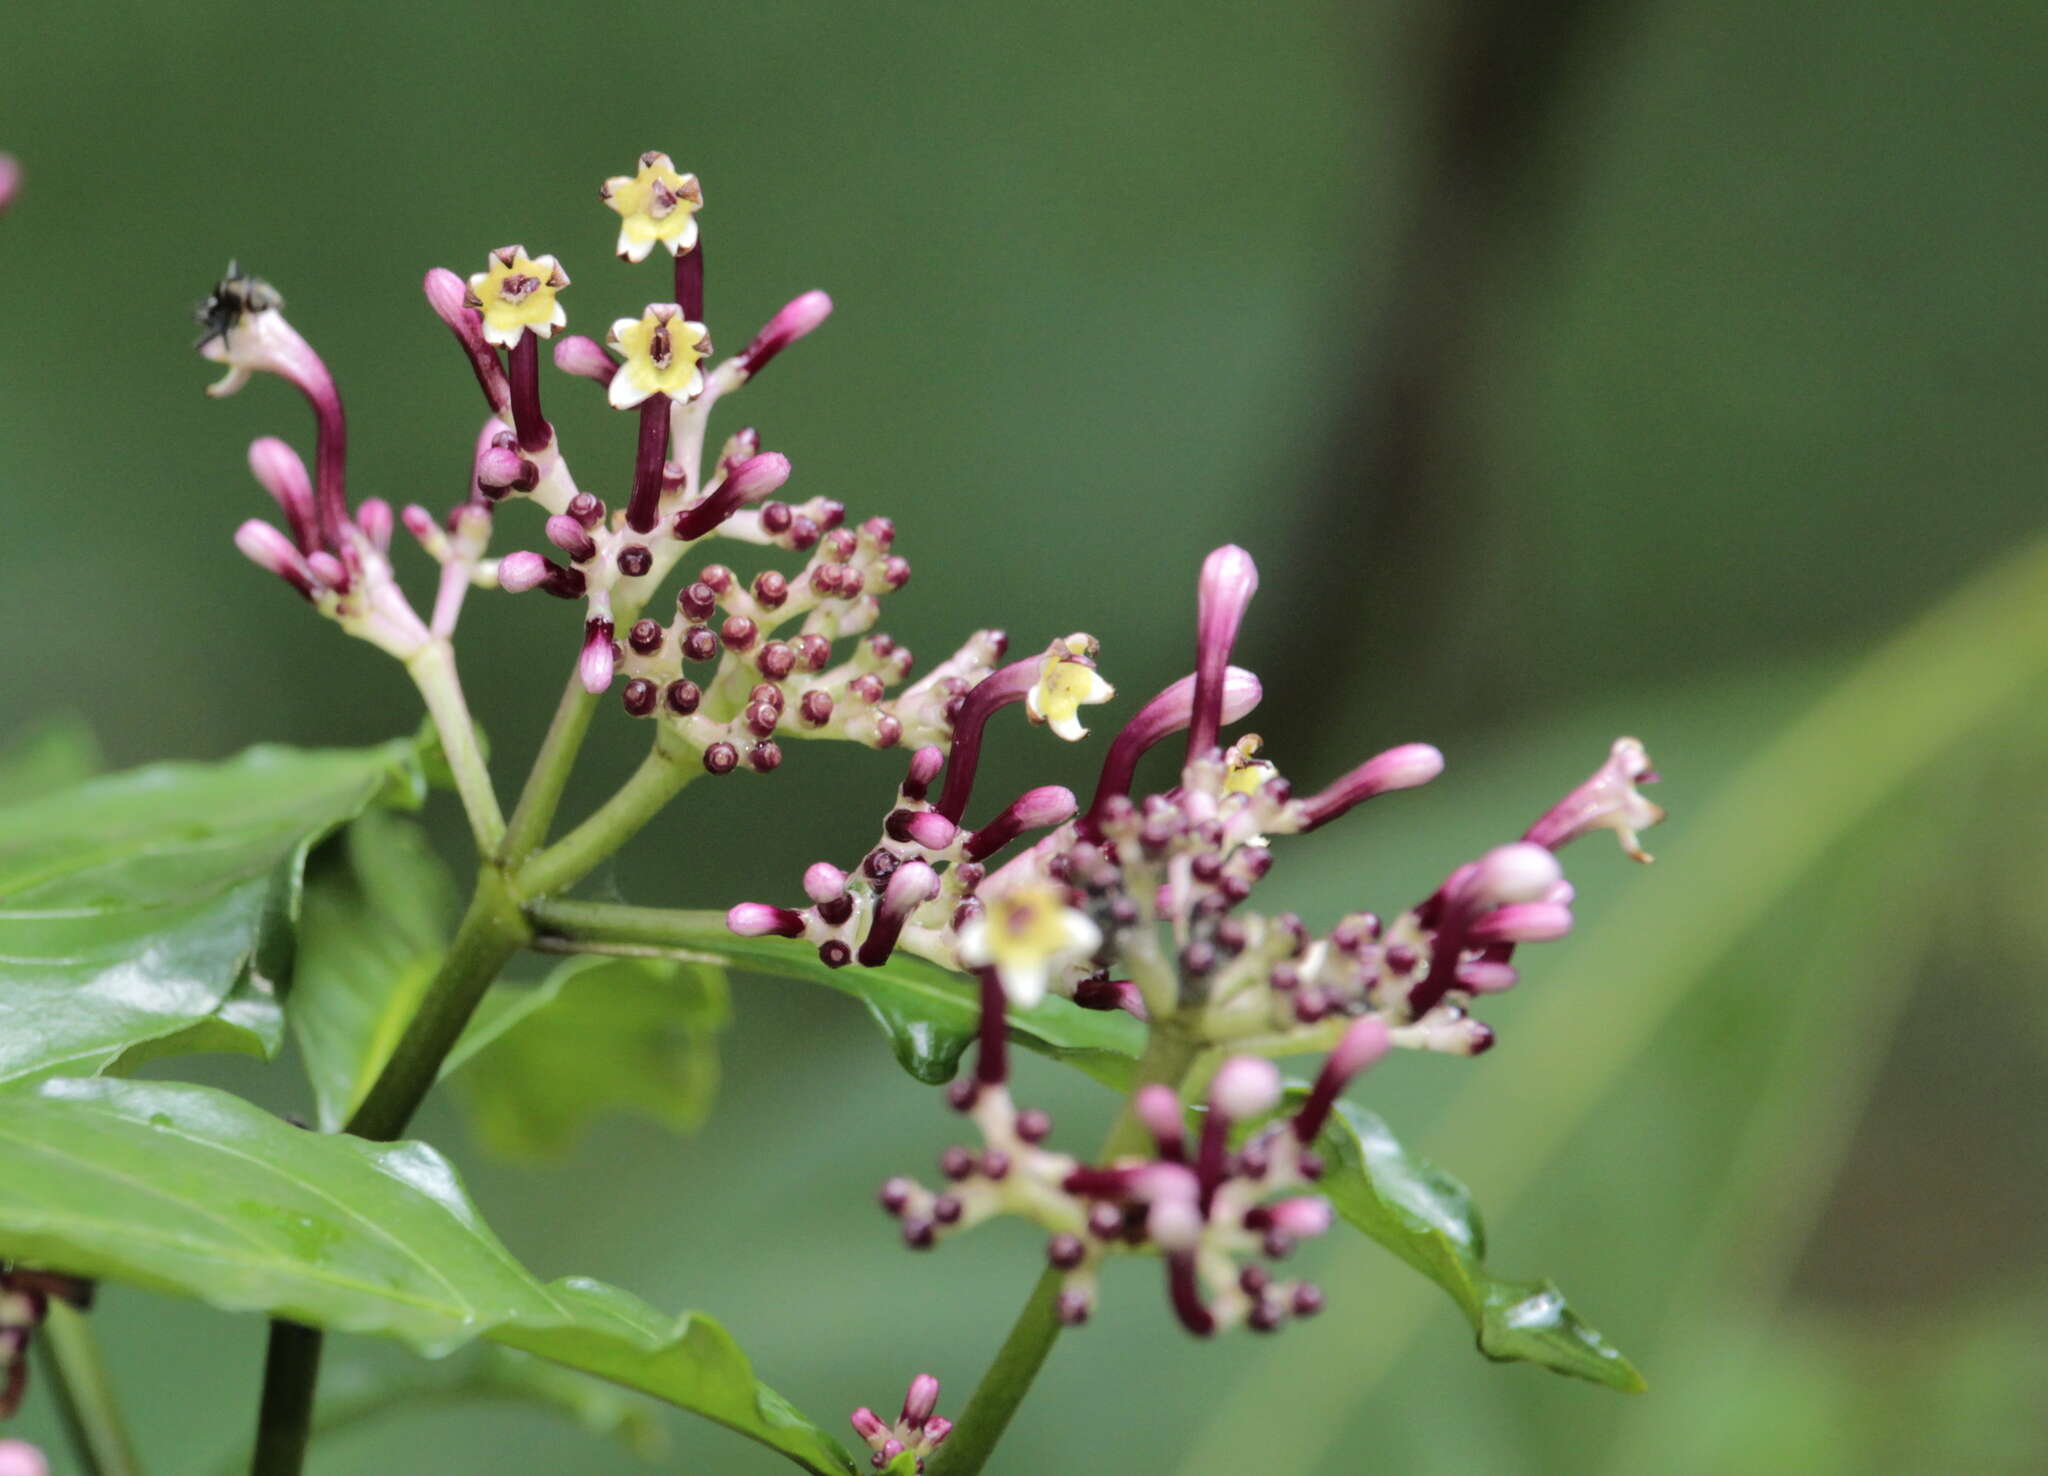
[0,1078,854,1475]
[1314,1099,1644,1392]
[449,956,729,1159]
[290,812,459,1131]
[300,1347,669,1465]
[0,741,424,1089]
[621,927,1144,1088]
[0,713,103,805]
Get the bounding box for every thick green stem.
[37,1300,143,1476]
[405,642,504,856]
[928,1024,1203,1476]
[344,864,532,1142]
[515,736,698,899]
[525,897,730,949]
[246,1322,322,1476]
[499,674,600,868]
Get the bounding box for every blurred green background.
[4,0,2046,1471]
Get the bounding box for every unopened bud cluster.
[848,1373,951,1472]
[734,543,1665,1336]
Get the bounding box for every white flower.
[956,883,1101,1008]
[1023,633,1115,742]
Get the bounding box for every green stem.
[36,1300,143,1476]
[406,642,504,856]
[344,864,532,1142]
[928,1024,1204,1476]
[515,736,699,899]
[525,897,730,949]
[246,1322,322,1476]
[499,674,600,868]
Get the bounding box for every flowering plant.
[0,151,1661,1476]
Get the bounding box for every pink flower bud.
[848,1408,889,1445]
[1293,1015,1391,1144]
[1298,743,1444,831]
[552,333,620,385]
[1466,901,1573,945]
[234,520,315,597]
[246,436,318,552]
[424,267,510,411]
[738,290,833,375]
[1267,1195,1333,1239]
[0,156,20,217]
[1524,736,1665,862]
[1134,1083,1187,1159]
[1188,545,1259,758]
[579,617,617,693]
[804,862,849,903]
[900,1373,940,1428]
[727,903,807,938]
[0,1440,49,1476]
[496,550,550,593]
[354,497,393,552]
[1209,1056,1282,1122]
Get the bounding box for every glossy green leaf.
[297,1347,669,1465]
[1315,1099,1644,1392]
[450,956,729,1159]
[0,714,102,805]
[291,811,459,1130]
[0,741,423,1089]
[672,932,1144,1088]
[0,1078,854,1475]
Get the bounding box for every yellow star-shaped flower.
[606,304,710,409]
[601,151,704,263]
[956,883,1102,1008]
[1024,633,1115,742]
[1223,734,1276,797]
[465,246,569,348]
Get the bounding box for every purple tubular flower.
[1292,1015,1391,1144]
[246,437,319,553]
[474,444,529,494]
[1198,1058,1280,1208]
[506,332,552,455]
[553,333,620,386]
[1266,1196,1333,1240]
[902,746,946,802]
[625,396,671,533]
[1297,742,1445,831]
[1084,667,1262,829]
[900,1373,940,1429]
[675,242,705,321]
[848,1409,888,1444]
[674,452,791,541]
[1166,1251,1217,1337]
[423,267,510,413]
[857,860,938,968]
[579,617,616,694]
[1187,545,1259,760]
[1523,736,1666,862]
[726,902,807,938]
[923,1417,953,1447]
[1134,1083,1187,1161]
[736,290,833,377]
[962,786,1078,862]
[974,969,1008,1085]
[932,658,1042,823]
[234,520,316,598]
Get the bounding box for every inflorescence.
[197,150,964,781]
[189,149,1664,1347]
[735,546,1665,1336]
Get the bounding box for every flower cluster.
[733,545,1664,1334]
[197,151,973,780]
[848,1373,950,1472]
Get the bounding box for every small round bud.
[682,626,721,662]
[664,679,701,715]
[761,501,793,534]
[788,515,820,550]
[628,618,665,654]
[679,582,718,621]
[849,673,885,705]
[979,1149,1010,1180]
[881,556,912,588]
[816,499,847,530]
[1055,1290,1092,1326]
[1210,1056,1282,1123]
[699,563,734,592]
[1239,1265,1270,1295]
[795,633,832,670]
[863,848,902,882]
[759,641,795,679]
[931,1194,964,1225]
[754,571,789,609]
[878,1177,912,1215]
[620,678,658,716]
[616,543,653,577]
[902,1218,935,1250]
[939,1146,974,1180]
[721,615,757,652]
[945,1079,979,1113]
[1292,1282,1325,1318]
[873,714,903,748]
[1046,1233,1086,1270]
[747,741,783,773]
[566,492,604,527]
[1015,1108,1053,1143]
[702,742,738,775]
[799,690,835,727]
[818,939,852,968]
[1087,1202,1125,1239]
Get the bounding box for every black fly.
[193,262,281,350]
